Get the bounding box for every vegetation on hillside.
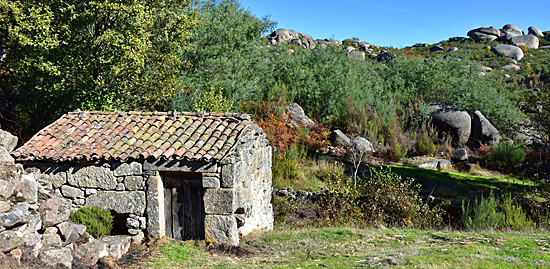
[1,0,550,235]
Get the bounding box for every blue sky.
[239,0,550,48]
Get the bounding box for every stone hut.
[12,111,273,246]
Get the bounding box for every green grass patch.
[389,165,534,200]
[146,227,550,268]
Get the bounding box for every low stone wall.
[0,130,139,267]
[27,161,148,236]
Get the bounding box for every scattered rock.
[528,26,543,37]
[491,44,524,60]
[285,103,315,128]
[447,47,458,53]
[329,129,352,147]
[452,148,468,161]
[430,104,471,145]
[480,66,492,72]
[500,64,521,72]
[418,159,452,170]
[316,39,341,49]
[540,45,550,50]
[471,111,501,145]
[348,50,365,60]
[430,45,444,52]
[510,35,539,49]
[352,137,375,154]
[23,232,43,257]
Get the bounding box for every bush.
[69,206,114,238]
[486,141,526,172]
[502,193,534,231]
[360,167,443,228]
[319,166,443,228]
[416,131,436,156]
[462,191,503,231]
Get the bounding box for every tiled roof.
[12,111,254,162]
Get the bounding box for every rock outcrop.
[467,27,500,42]
[471,111,501,145]
[285,103,316,128]
[268,29,317,49]
[491,44,524,60]
[430,104,471,145]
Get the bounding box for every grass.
[145,227,550,268]
[388,165,535,201]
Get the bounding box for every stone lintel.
[144,159,217,173]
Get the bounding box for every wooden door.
[163,172,204,240]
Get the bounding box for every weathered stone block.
[86,191,146,214]
[42,233,62,247]
[0,231,24,252]
[40,247,73,268]
[0,201,10,214]
[0,129,17,152]
[205,215,239,246]
[57,221,81,245]
[40,168,67,189]
[61,185,84,199]
[23,232,43,257]
[113,162,142,176]
[124,176,144,190]
[19,174,39,204]
[146,173,164,238]
[0,204,30,228]
[204,189,236,214]
[221,163,241,188]
[202,175,220,189]
[39,196,71,228]
[126,217,140,230]
[100,236,131,259]
[85,188,97,196]
[69,165,117,190]
[74,238,108,267]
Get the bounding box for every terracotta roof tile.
[13,111,254,162]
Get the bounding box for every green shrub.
[501,193,534,231]
[360,167,443,228]
[487,141,526,172]
[416,131,436,156]
[319,166,443,228]
[69,206,114,238]
[462,191,503,231]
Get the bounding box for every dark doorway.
[163,172,205,240]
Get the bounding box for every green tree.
[0,0,198,138]
[172,0,276,111]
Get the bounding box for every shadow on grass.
[383,166,534,201]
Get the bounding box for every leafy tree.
[0,0,198,138]
[172,0,276,111]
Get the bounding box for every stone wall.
[26,161,148,236]
[224,125,273,237]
